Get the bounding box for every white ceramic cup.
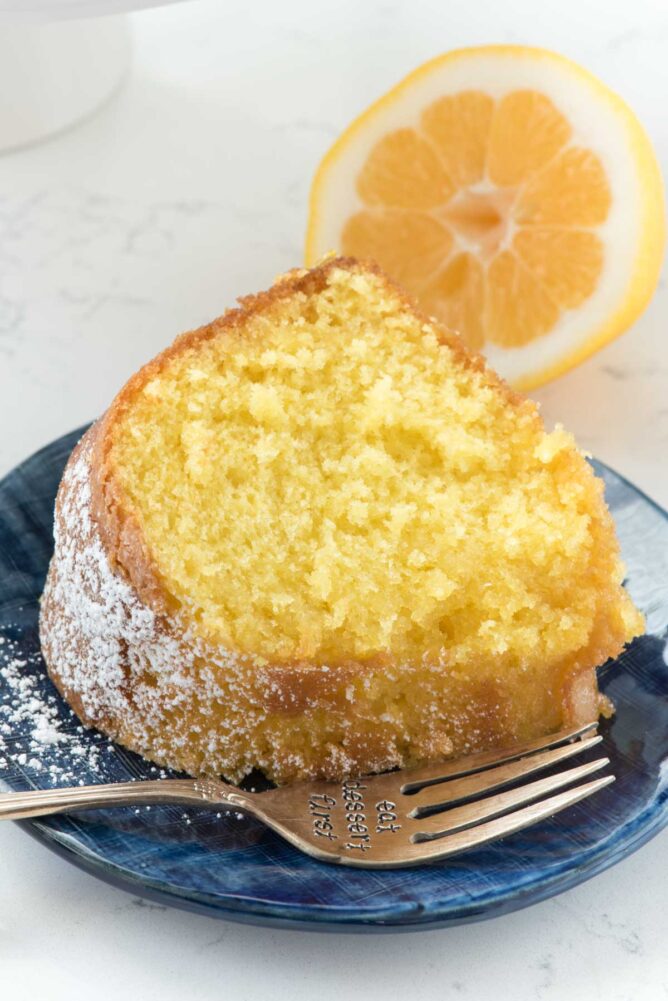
[0,15,132,152]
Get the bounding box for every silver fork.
[0,722,612,868]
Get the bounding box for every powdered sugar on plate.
[0,623,259,842]
[0,622,267,840]
[0,628,112,788]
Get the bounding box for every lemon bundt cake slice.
[39,257,643,784]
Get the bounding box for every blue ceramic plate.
[1,426,667,932]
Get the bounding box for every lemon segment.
[306,45,665,389]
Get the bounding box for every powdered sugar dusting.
[0,631,254,837]
[0,631,110,786]
[42,435,188,726]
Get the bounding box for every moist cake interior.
[109,265,638,676]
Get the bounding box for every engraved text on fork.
[307,781,402,851]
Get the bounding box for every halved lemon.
[305,46,665,390]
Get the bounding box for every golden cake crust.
[39,258,641,784]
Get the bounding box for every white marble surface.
[0,1,667,998]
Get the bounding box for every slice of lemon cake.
[39,257,643,784]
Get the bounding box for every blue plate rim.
[18,790,668,931]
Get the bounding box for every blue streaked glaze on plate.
[0,426,666,932]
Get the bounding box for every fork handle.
[0,778,249,821]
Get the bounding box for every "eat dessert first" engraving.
[307,781,402,851]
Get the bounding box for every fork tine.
[408,734,602,814]
[400,721,598,793]
[410,757,609,839]
[391,775,616,866]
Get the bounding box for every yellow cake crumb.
[110,264,641,671]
